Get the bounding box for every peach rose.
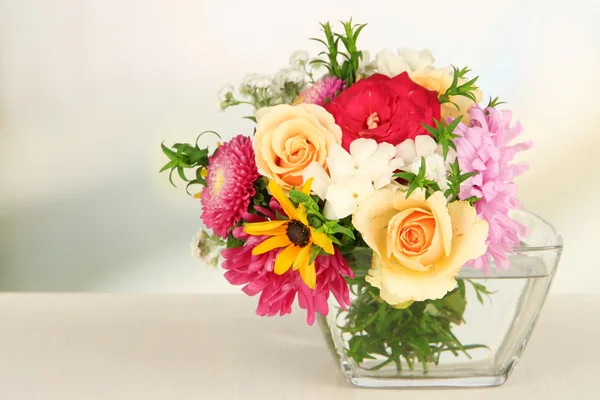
[353,186,488,305]
[253,104,342,190]
[410,68,483,125]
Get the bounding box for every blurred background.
[0,0,598,293]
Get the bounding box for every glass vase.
[318,209,563,388]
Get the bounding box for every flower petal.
[395,139,416,163]
[310,230,334,254]
[302,162,331,199]
[268,179,297,219]
[274,245,302,275]
[252,235,291,255]
[300,178,313,195]
[324,183,359,220]
[327,144,355,182]
[299,262,317,289]
[295,204,309,226]
[350,138,378,165]
[415,135,437,157]
[244,220,288,236]
[292,244,311,271]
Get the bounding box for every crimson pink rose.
[324,72,441,150]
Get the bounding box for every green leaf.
[446,115,463,133]
[177,166,188,182]
[449,65,460,93]
[309,245,322,265]
[309,37,328,47]
[328,223,356,240]
[458,171,478,183]
[421,123,439,137]
[288,189,311,205]
[487,95,506,108]
[393,171,416,181]
[243,116,257,123]
[159,160,177,173]
[226,232,244,249]
[457,279,466,298]
[168,168,177,187]
[406,180,419,198]
[161,142,179,161]
[416,157,427,180]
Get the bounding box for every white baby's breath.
[240,73,272,94]
[218,83,234,102]
[289,50,310,68]
[271,67,305,90]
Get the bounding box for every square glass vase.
[318,209,563,388]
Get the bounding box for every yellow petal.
[310,229,334,254]
[274,245,301,275]
[299,262,317,289]
[295,204,309,226]
[244,220,288,236]
[268,179,298,220]
[193,191,202,199]
[252,235,291,255]
[300,178,313,195]
[292,244,311,271]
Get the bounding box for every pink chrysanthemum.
[292,77,345,106]
[201,135,260,238]
[221,203,354,325]
[453,106,532,271]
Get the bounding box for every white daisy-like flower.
[395,135,455,191]
[303,138,404,220]
[289,50,310,68]
[375,48,435,78]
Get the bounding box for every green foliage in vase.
[340,249,493,373]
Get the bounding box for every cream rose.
[353,186,488,305]
[410,68,483,125]
[253,104,342,190]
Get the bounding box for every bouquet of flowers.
[160,20,531,373]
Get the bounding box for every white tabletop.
[0,293,597,400]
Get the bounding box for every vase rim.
[511,208,563,253]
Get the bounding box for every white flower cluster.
[190,229,223,268]
[303,136,454,220]
[395,135,455,191]
[289,50,310,68]
[303,138,403,220]
[217,50,311,110]
[270,67,305,101]
[240,73,272,94]
[356,48,435,79]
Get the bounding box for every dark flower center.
[286,220,310,247]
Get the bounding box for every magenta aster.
[453,106,532,270]
[292,76,345,106]
[221,205,354,325]
[200,135,260,238]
